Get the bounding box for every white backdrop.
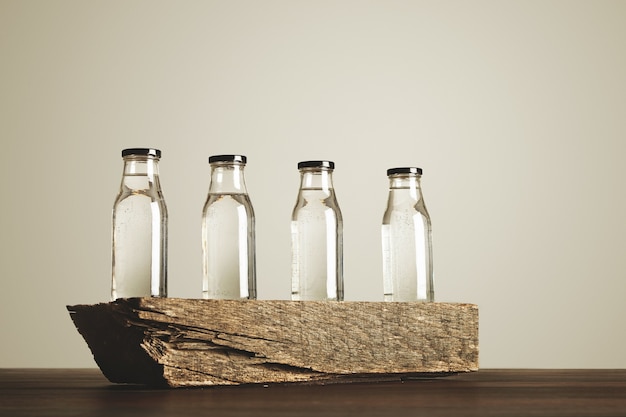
[1,0,625,368]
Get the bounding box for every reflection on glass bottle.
[112,148,168,300]
[202,154,256,300]
[291,160,343,301]
[382,167,434,302]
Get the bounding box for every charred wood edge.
[67,298,477,388]
[68,301,167,386]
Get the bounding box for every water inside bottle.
[382,204,432,302]
[202,193,255,299]
[111,174,165,299]
[291,188,342,301]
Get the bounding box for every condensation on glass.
[382,167,434,302]
[111,148,168,300]
[291,160,344,301]
[202,154,256,300]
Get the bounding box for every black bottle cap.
[208,154,247,164]
[298,160,335,169]
[387,167,423,176]
[122,148,161,158]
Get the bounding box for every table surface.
[1,369,625,417]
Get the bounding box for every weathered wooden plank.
[67,298,478,387]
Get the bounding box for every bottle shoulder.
[203,193,254,214]
[114,187,163,203]
[293,189,340,212]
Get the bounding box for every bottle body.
[202,155,256,300]
[112,148,168,300]
[291,161,343,301]
[382,167,433,302]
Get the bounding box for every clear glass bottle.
[111,148,168,300]
[382,167,434,302]
[291,160,343,301]
[202,154,256,300]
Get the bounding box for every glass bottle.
[291,160,343,301]
[202,154,256,300]
[111,148,168,300]
[382,167,434,302]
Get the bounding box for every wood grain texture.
[67,298,478,387]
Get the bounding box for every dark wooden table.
[1,369,625,416]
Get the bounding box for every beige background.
[1,0,625,368]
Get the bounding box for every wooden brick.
[67,298,478,387]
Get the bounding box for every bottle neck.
[121,156,161,191]
[209,162,248,194]
[388,174,422,200]
[122,155,160,176]
[299,168,334,191]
